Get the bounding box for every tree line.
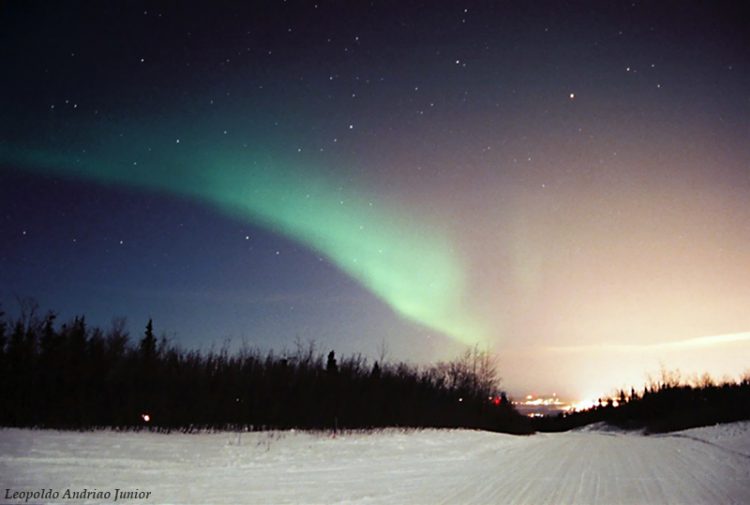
[534,368,750,433]
[0,300,532,434]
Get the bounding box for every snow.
[1,423,749,504]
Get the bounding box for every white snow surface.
[1,422,749,504]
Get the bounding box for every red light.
[492,396,501,406]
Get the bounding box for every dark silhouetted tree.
[140,319,157,360]
[326,350,338,375]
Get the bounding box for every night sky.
[1,1,748,400]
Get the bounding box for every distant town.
[514,394,595,418]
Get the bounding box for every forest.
[0,300,531,434]
[2,299,747,435]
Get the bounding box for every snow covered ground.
[1,422,749,504]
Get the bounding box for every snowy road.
[1,423,749,504]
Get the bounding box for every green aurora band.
[1,132,487,346]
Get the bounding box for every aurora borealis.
[1,129,486,346]
[1,1,749,399]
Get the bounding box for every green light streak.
[1,134,486,345]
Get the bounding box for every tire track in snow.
[438,431,750,505]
